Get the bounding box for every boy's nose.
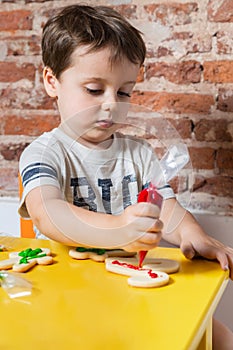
[101,101,117,112]
[101,92,118,112]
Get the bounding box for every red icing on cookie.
[112,260,158,279]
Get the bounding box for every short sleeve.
[18,134,61,218]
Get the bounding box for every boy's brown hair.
[42,4,146,79]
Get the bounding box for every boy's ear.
[43,67,58,98]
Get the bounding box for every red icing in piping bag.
[137,185,163,268]
[138,250,148,269]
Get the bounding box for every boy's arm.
[161,198,233,279]
[25,185,163,250]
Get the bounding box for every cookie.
[128,273,169,288]
[0,247,53,273]
[9,248,51,259]
[12,255,53,272]
[105,257,169,288]
[143,258,179,274]
[0,258,19,270]
[12,259,37,272]
[69,247,136,262]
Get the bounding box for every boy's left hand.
[180,234,233,280]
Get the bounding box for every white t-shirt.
[19,128,175,237]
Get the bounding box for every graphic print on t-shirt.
[70,173,138,214]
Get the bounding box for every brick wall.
[0,0,232,215]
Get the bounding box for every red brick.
[156,47,173,58]
[208,0,233,22]
[5,35,41,56]
[125,116,192,140]
[0,62,36,82]
[172,32,193,40]
[216,148,233,170]
[0,142,29,161]
[131,91,214,114]
[137,66,144,83]
[0,86,56,110]
[147,31,211,59]
[203,61,233,83]
[216,31,233,54]
[146,61,201,84]
[169,118,192,139]
[113,5,137,19]
[169,175,188,193]
[217,88,233,112]
[189,147,215,169]
[194,119,232,142]
[182,34,212,54]
[3,114,60,136]
[0,10,32,30]
[144,3,198,25]
[192,36,211,54]
[193,176,233,197]
[192,175,206,191]
[155,32,212,59]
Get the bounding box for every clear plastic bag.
[152,143,190,187]
[0,271,32,298]
[159,143,190,183]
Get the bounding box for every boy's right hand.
[119,202,163,252]
[25,185,163,249]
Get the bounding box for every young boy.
[18,4,233,347]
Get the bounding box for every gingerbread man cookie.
[0,248,53,272]
[105,258,169,288]
[69,247,136,262]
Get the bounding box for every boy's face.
[43,47,140,148]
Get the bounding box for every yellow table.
[0,237,229,350]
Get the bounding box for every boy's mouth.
[96,120,114,128]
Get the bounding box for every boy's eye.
[85,87,103,95]
[118,91,131,98]
[85,87,131,98]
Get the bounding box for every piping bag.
[138,143,190,267]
